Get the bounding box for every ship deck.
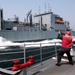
[20,52,75,75]
[32,58,75,75]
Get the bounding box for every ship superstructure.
[0,8,73,42]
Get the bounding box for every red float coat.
[62,35,74,48]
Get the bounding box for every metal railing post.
[22,43,27,75]
[24,44,26,62]
[40,43,43,65]
[55,42,57,57]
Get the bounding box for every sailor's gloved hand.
[58,30,61,34]
[73,41,75,44]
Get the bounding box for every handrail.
[0,41,62,66]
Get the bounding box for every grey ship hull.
[0,29,58,42]
[0,29,75,42]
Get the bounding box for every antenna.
[24,18,26,23]
[48,3,51,12]
[39,6,40,14]
[45,3,46,13]
[0,5,1,9]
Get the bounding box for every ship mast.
[45,3,46,13]
[48,3,51,12]
[39,6,40,14]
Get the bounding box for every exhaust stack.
[0,9,3,30]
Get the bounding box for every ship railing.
[0,41,75,75]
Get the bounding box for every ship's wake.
[0,37,21,49]
[0,36,62,49]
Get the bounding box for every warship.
[0,8,75,42]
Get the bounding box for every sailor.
[56,31,75,66]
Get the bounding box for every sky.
[0,0,75,30]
